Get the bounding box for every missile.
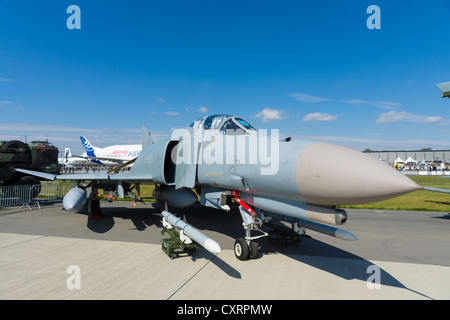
[297,217,358,241]
[161,210,222,254]
[240,193,348,225]
[259,210,357,241]
[63,187,87,212]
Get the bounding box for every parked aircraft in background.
[58,147,86,167]
[79,136,142,166]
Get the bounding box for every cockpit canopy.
[189,114,257,135]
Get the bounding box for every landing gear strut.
[87,184,102,219]
[232,191,268,260]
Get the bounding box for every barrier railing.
[0,183,76,210]
[403,170,450,176]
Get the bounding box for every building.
[363,149,450,164]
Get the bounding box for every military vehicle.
[0,140,60,193]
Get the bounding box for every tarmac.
[1,201,450,300]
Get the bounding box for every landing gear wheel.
[234,238,249,261]
[249,241,259,259]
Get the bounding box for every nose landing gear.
[232,191,268,261]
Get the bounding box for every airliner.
[58,147,87,166]
[80,136,142,166]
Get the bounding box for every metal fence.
[0,182,75,210]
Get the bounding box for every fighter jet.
[15,114,448,260]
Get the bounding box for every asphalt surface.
[1,201,449,299]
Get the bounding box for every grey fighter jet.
[16,114,447,260]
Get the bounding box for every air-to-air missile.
[16,114,447,260]
[161,210,222,255]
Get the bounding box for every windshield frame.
[190,114,258,135]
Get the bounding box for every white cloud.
[165,111,180,116]
[376,111,450,125]
[289,92,331,103]
[344,99,401,110]
[375,111,407,123]
[197,106,208,113]
[255,107,283,122]
[0,100,11,107]
[294,134,450,150]
[289,93,401,110]
[303,112,337,122]
[423,116,444,123]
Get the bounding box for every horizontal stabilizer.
[107,158,137,173]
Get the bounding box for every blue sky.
[1,0,449,155]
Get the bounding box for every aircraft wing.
[14,168,153,182]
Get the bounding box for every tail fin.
[80,136,102,164]
[141,125,152,148]
[64,147,72,158]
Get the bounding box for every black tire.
[234,238,249,261]
[249,241,259,259]
[1,140,27,152]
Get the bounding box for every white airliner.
[58,147,86,167]
[79,136,142,166]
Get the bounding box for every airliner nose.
[295,142,422,205]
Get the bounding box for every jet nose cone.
[295,142,422,205]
